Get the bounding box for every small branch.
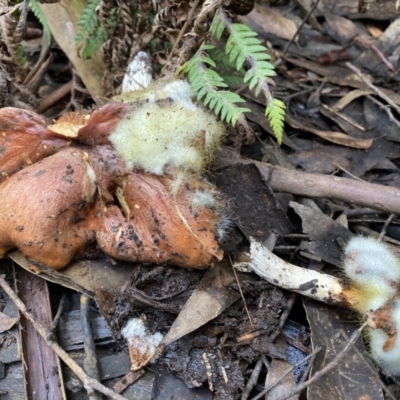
[216,148,400,215]
[47,291,66,341]
[378,213,395,241]
[345,62,400,116]
[251,346,322,400]
[81,295,102,400]
[229,255,253,328]
[36,80,73,114]
[366,95,400,129]
[161,0,202,75]
[369,44,395,72]
[0,275,127,400]
[241,358,263,400]
[282,0,321,56]
[276,322,368,400]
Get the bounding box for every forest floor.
[0,1,400,399]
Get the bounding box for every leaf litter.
[1,1,400,399]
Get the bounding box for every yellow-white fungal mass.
[344,236,400,314]
[344,236,400,375]
[111,79,225,175]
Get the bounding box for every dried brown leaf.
[0,311,18,333]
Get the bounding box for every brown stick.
[216,148,400,215]
[0,275,128,400]
[36,80,73,113]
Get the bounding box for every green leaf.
[185,8,286,144]
[75,0,108,59]
[210,10,225,40]
[265,99,286,144]
[183,47,250,126]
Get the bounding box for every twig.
[340,329,397,400]
[47,291,66,341]
[81,295,102,400]
[378,213,395,241]
[353,224,400,246]
[369,44,395,72]
[282,0,321,56]
[112,370,144,395]
[269,293,297,343]
[229,255,253,328]
[216,148,400,215]
[276,322,368,400]
[161,0,201,75]
[241,358,263,400]
[366,95,400,129]
[36,80,73,113]
[345,62,400,116]
[321,103,366,131]
[250,346,322,400]
[0,275,127,400]
[128,288,179,314]
[334,163,365,182]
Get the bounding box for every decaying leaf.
[162,261,241,345]
[0,311,18,333]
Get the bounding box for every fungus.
[121,318,163,371]
[0,107,69,182]
[0,147,98,269]
[241,236,400,376]
[0,77,227,270]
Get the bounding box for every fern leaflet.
[75,0,108,59]
[30,0,51,48]
[265,99,285,144]
[208,8,285,143]
[226,23,275,95]
[184,49,250,126]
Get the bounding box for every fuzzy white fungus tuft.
[121,318,163,370]
[343,236,400,313]
[343,236,400,375]
[111,79,225,175]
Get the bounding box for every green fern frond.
[207,46,245,75]
[208,90,250,125]
[81,24,107,59]
[208,8,285,143]
[210,8,227,40]
[265,99,285,144]
[183,50,250,126]
[30,0,51,48]
[226,23,275,95]
[219,73,244,86]
[75,0,108,59]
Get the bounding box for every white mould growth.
[343,236,400,313]
[111,79,225,175]
[121,318,163,371]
